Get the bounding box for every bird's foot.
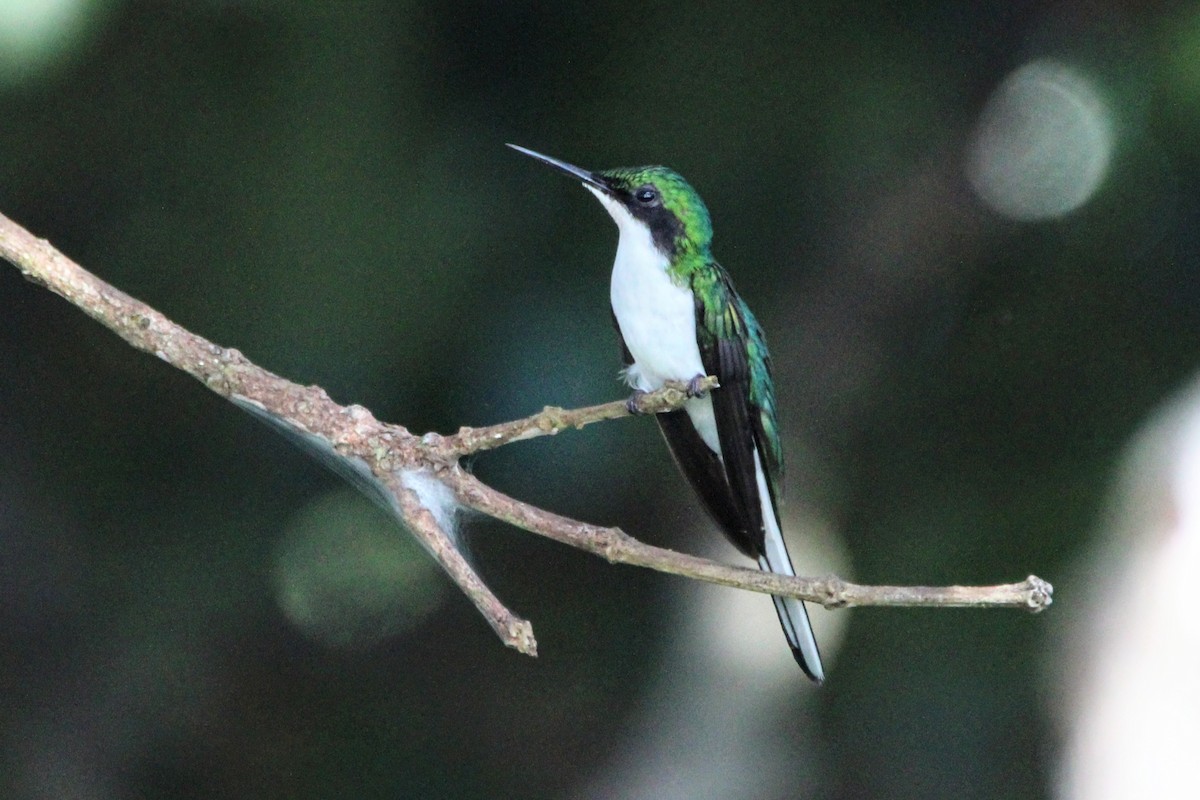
[686,374,710,398]
[625,390,650,415]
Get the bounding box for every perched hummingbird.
[509,144,824,682]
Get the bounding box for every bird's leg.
[625,389,650,415]
[686,374,710,399]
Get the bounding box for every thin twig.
[433,376,718,458]
[0,210,1053,661]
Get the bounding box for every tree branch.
[0,211,1052,658]
[447,468,1052,611]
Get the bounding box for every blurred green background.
[2,1,1199,798]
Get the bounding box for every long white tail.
[755,454,824,683]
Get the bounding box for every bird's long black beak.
[507,143,611,193]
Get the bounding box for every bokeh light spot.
[0,0,102,84]
[272,489,446,648]
[967,60,1114,221]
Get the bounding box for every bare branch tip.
[1024,575,1054,613]
[507,619,538,656]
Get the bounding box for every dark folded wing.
[655,408,754,553]
[699,289,768,555]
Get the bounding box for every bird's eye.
[635,186,658,204]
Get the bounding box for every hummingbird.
[508,144,824,683]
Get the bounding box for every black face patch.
[622,191,683,257]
